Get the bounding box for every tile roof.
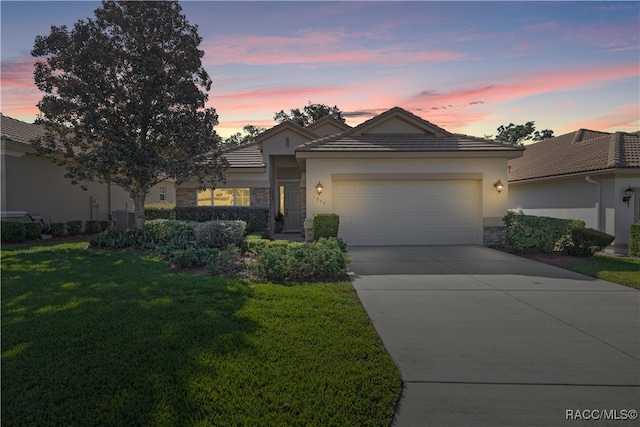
[221,142,265,168]
[296,107,523,153]
[296,133,523,153]
[343,106,453,137]
[0,113,45,145]
[305,116,352,134]
[254,120,318,145]
[508,129,640,182]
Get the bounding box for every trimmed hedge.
[174,206,269,234]
[145,205,176,220]
[566,227,615,256]
[630,223,640,257]
[1,221,27,243]
[85,220,102,234]
[503,211,585,254]
[312,213,340,240]
[66,220,83,236]
[50,222,66,237]
[24,222,42,240]
[193,220,247,249]
[249,237,350,281]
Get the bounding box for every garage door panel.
[333,180,481,246]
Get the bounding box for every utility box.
[112,210,135,230]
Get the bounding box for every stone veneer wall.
[250,188,270,208]
[300,183,306,239]
[483,226,505,247]
[176,187,197,207]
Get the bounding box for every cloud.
[202,30,464,66]
[407,63,639,108]
[563,104,639,132]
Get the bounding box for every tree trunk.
[131,191,146,230]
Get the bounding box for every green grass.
[1,242,401,426]
[568,255,640,289]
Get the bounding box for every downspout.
[585,176,601,231]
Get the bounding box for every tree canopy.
[274,102,345,127]
[31,0,226,228]
[494,121,554,145]
[224,124,266,147]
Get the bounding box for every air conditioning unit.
[112,210,135,230]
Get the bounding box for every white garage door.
[333,180,481,246]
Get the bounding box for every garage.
[333,179,481,246]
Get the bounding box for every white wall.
[508,173,640,252]
[304,156,510,222]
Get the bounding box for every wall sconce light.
[315,181,324,195]
[623,186,634,207]
[493,179,504,194]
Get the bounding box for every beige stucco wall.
[2,152,177,223]
[2,152,131,223]
[304,157,510,223]
[508,171,640,252]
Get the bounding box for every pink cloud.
[1,57,37,89]
[407,63,639,108]
[562,104,639,132]
[202,30,463,66]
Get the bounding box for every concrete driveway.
[348,246,640,427]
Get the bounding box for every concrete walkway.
[348,246,640,427]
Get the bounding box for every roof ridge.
[606,132,624,168]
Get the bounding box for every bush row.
[630,223,640,257]
[143,206,269,234]
[247,237,349,282]
[503,212,614,256]
[1,221,40,243]
[89,219,247,269]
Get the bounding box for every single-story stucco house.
[1,113,175,225]
[177,107,525,246]
[508,129,640,254]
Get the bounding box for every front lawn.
[1,242,401,426]
[568,255,640,289]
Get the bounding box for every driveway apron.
[348,246,640,427]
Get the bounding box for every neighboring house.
[508,129,640,254]
[1,113,176,225]
[177,107,524,246]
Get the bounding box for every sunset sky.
[2,1,639,139]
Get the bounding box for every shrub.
[144,219,197,245]
[66,220,83,236]
[630,224,640,257]
[166,247,219,269]
[193,220,246,249]
[245,237,289,254]
[250,237,349,281]
[145,204,176,220]
[1,221,26,243]
[566,228,615,257]
[24,222,42,240]
[99,220,112,231]
[312,214,340,240]
[503,212,585,254]
[84,220,102,234]
[89,228,158,250]
[175,206,269,234]
[50,222,66,237]
[207,245,244,276]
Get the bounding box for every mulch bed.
[489,245,591,269]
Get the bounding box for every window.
[159,186,166,201]
[198,188,250,206]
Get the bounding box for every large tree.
[494,121,554,145]
[274,102,345,127]
[31,0,226,229]
[224,124,266,147]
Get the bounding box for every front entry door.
[283,182,302,231]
